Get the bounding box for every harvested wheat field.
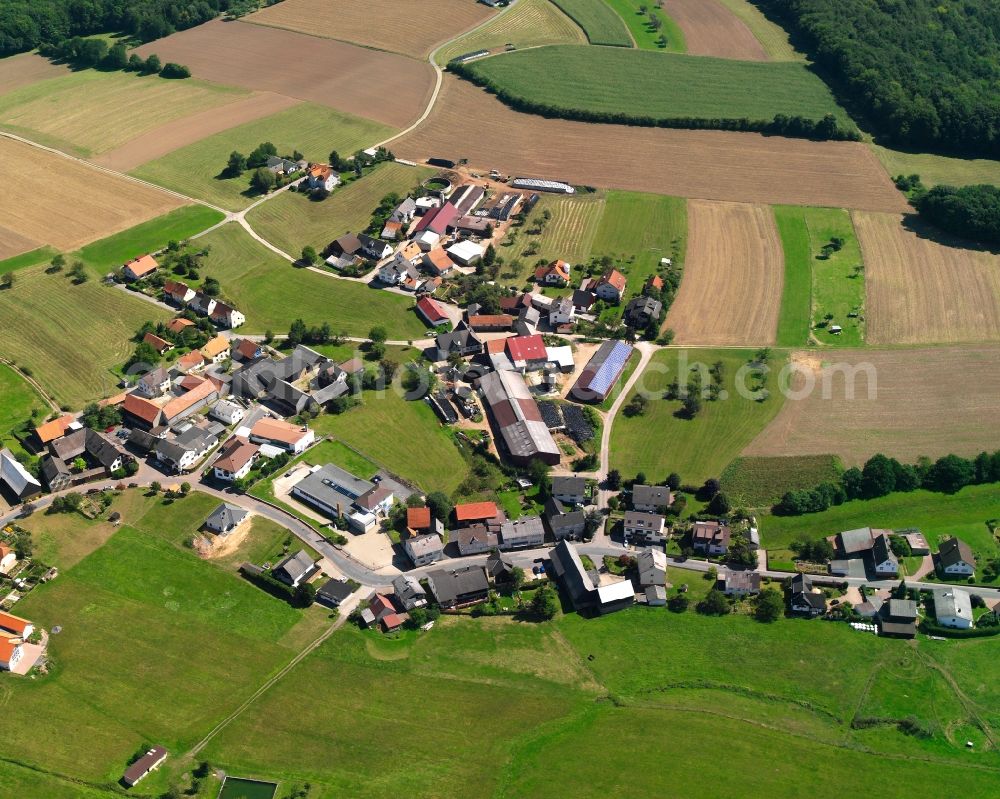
[394,77,908,210]
[133,20,433,128]
[663,0,768,60]
[743,347,1000,465]
[436,0,586,64]
[665,200,783,345]
[93,92,300,171]
[0,137,186,252]
[249,0,496,58]
[856,212,1000,345]
[0,224,42,260]
[0,53,69,95]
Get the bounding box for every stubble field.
[93,91,299,171]
[0,137,185,256]
[132,20,434,129]
[743,347,1000,465]
[394,76,909,210]
[249,0,496,57]
[855,212,1000,345]
[665,200,783,345]
[0,52,69,94]
[662,0,768,60]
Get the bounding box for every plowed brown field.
[248,0,496,57]
[743,347,1000,465]
[0,224,41,260]
[93,92,300,171]
[133,20,434,128]
[665,200,783,345]
[393,77,908,210]
[663,0,768,60]
[0,137,185,252]
[856,212,1000,344]
[0,53,68,95]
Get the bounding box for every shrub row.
[447,62,860,142]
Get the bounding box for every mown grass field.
[0,262,168,408]
[193,223,427,339]
[605,0,685,51]
[759,483,1000,555]
[609,348,788,483]
[525,192,606,268]
[436,0,587,64]
[0,69,246,158]
[77,204,224,275]
[0,246,57,274]
[0,363,45,452]
[773,205,813,347]
[245,161,433,256]
[8,494,319,788]
[774,205,865,347]
[871,143,1000,188]
[465,45,851,123]
[310,388,468,495]
[548,0,633,46]
[132,102,394,210]
[720,454,843,508]
[712,0,804,61]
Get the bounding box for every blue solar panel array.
[587,341,633,397]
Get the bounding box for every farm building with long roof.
[478,370,560,465]
[571,340,633,402]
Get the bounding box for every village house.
[392,574,427,610]
[447,239,485,266]
[548,539,634,615]
[426,565,490,609]
[719,570,761,597]
[189,290,216,317]
[632,484,672,513]
[937,537,976,577]
[549,296,575,327]
[499,515,545,550]
[232,338,264,362]
[365,593,407,633]
[454,501,500,526]
[0,447,42,501]
[692,520,731,556]
[434,324,482,362]
[210,399,246,426]
[212,437,259,482]
[0,544,17,575]
[623,511,666,546]
[829,528,899,577]
[535,260,570,286]
[637,548,667,587]
[154,426,217,473]
[544,498,587,540]
[204,502,249,536]
[307,163,340,192]
[422,247,455,276]
[456,524,498,555]
[552,476,588,506]
[163,280,195,305]
[143,332,173,356]
[315,578,355,609]
[172,350,205,375]
[290,463,393,533]
[166,317,195,335]
[32,415,75,447]
[593,268,627,302]
[878,598,918,638]
[379,256,420,286]
[250,418,315,453]
[415,296,450,328]
[624,295,663,328]
[514,307,541,337]
[789,573,826,616]
[200,335,231,364]
[136,367,172,398]
[485,551,517,586]
[934,588,974,629]
[391,197,417,224]
[405,506,433,534]
[122,254,158,282]
[273,549,318,587]
[266,155,301,175]
[209,301,246,329]
[404,533,444,566]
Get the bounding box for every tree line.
[448,61,860,142]
[39,36,188,78]
[774,451,1000,516]
[751,0,1000,158]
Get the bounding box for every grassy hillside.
[604,0,685,52]
[461,45,851,124]
[548,0,633,46]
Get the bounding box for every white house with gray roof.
[934,588,973,629]
[291,464,393,533]
[204,502,249,536]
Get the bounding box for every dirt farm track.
[394,77,910,211]
[855,211,1000,345]
[743,347,1000,466]
[663,0,768,60]
[665,200,783,345]
[133,20,435,129]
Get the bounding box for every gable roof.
[407,506,432,530]
[213,437,258,473]
[251,417,310,446]
[200,335,230,359]
[0,448,41,496]
[123,393,162,425]
[124,254,158,277]
[505,334,546,364]
[938,536,976,568]
[34,415,74,444]
[455,501,499,522]
[166,317,195,334]
[0,610,32,636]
[414,202,459,235]
[162,377,216,421]
[274,549,315,582]
[415,296,449,325]
[597,268,626,293]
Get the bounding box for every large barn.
[478,370,560,465]
[571,340,634,402]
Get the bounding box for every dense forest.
[753,0,1000,158]
[913,184,1000,246]
[0,0,229,56]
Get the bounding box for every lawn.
[0,262,168,408]
[0,69,247,158]
[720,454,843,508]
[758,483,1000,555]
[773,205,812,347]
[245,161,433,256]
[604,0,685,51]
[463,45,851,125]
[192,223,427,339]
[132,102,394,210]
[0,363,45,451]
[75,205,224,276]
[310,388,468,495]
[588,190,686,297]
[6,508,315,785]
[436,0,587,64]
[609,348,788,483]
[548,0,633,46]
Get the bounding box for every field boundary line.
[0,356,60,414]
